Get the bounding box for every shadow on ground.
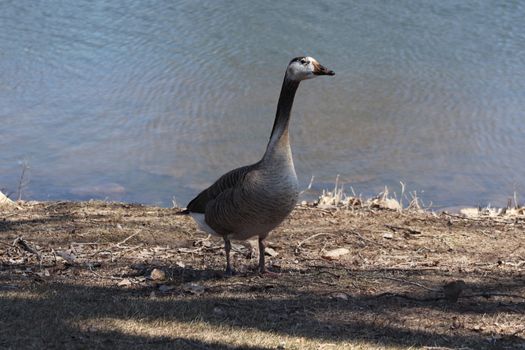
[1,269,523,349]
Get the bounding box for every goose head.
[286,56,335,81]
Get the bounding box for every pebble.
[321,248,350,260]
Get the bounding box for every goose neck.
[264,77,300,156]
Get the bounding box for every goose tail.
[175,209,190,215]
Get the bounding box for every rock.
[150,268,166,281]
[0,191,14,206]
[321,248,350,260]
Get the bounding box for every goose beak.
[313,62,335,76]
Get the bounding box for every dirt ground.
[1,201,524,350]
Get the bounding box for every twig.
[297,233,334,248]
[367,287,525,303]
[16,161,30,201]
[367,292,440,302]
[442,212,517,224]
[510,327,525,337]
[466,292,525,300]
[299,175,315,195]
[375,275,439,292]
[350,230,387,248]
[385,224,421,235]
[13,237,41,258]
[70,242,99,246]
[114,232,139,247]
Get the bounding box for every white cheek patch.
[306,56,317,64]
[287,58,319,81]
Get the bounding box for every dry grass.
[1,200,524,349]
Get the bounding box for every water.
[1,1,524,209]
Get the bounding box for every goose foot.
[257,236,279,277]
[223,267,235,277]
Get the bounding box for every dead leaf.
[382,232,394,239]
[265,247,278,257]
[117,278,132,287]
[56,251,76,264]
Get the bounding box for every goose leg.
[258,237,266,273]
[224,238,233,276]
[258,236,278,276]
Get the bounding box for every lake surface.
[1,1,524,209]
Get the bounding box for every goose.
[180,56,334,275]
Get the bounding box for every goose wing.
[185,163,257,213]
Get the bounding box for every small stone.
[150,268,166,281]
[321,248,350,260]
